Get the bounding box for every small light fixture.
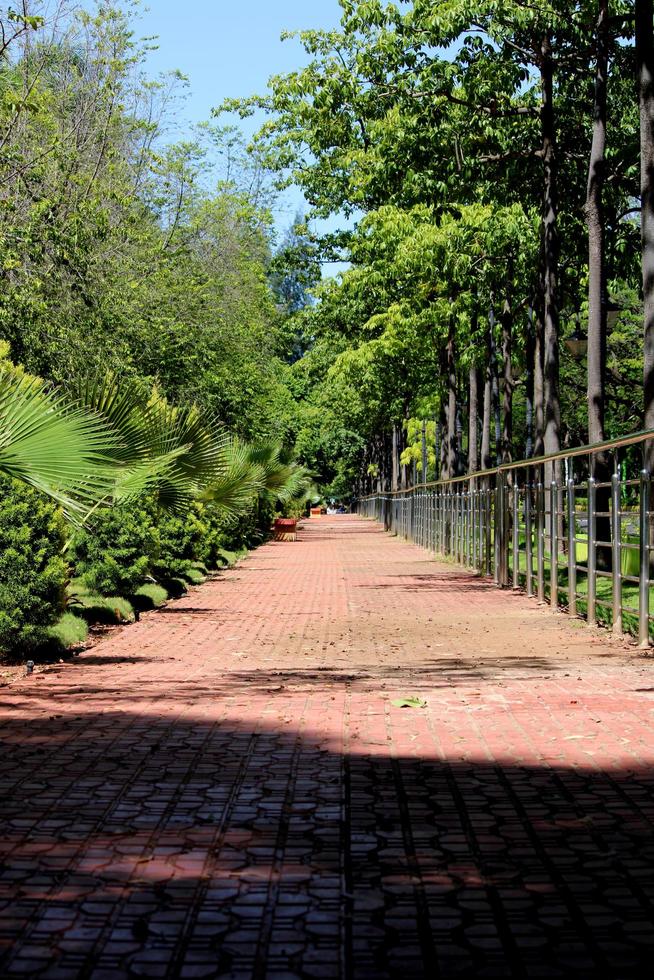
[606,297,622,332]
[565,318,587,359]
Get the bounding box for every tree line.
[0,1,315,659]
[227,0,654,497]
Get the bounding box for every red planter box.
[273,518,297,541]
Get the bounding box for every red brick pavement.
[2,515,654,978]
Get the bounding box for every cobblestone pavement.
[2,516,654,979]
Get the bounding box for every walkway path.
[2,516,654,978]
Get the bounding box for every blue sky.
[136,1,346,243]
[137,1,342,136]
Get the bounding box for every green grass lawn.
[427,519,652,639]
[506,530,651,638]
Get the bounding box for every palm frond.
[74,373,153,465]
[0,367,118,514]
[76,376,236,514]
[200,439,266,514]
[244,439,314,505]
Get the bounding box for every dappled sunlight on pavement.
[2,516,654,977]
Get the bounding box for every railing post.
[468,487,472,566]
[639,469,650,648]
[449,489,455,556]
[587,476,597,626]
[495,472,509,587]
[525,478,533,597]
[440,489,445,555]
[503,474,511,587]
[422,491,426,548]
[550,479,558,607]
[423,491,427,549]
[536,474,545,602]
[480,487,485,573]
[452,485,461,562]
[452,494,461,564]
[420,491,424,547]
[485,482,492,577]
[567,476,577,617]
[412,492,416,542]
[470,480,477,568]
[512,483,520,589]
[429,490,434,551]
[611,469,622,635]
[494,477,501,585]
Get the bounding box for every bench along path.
[2,516,654,978]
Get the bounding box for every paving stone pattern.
[2,516,654,978]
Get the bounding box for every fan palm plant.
[0,367,119,517]
[199,439,266,515]
[1,366,310,527]
[75,377,261,517]
[244,440,316,507]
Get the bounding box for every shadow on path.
[1,707,653,978]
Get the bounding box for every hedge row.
[0,476,274,660]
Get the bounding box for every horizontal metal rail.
[359,427,654,497]
[357,430,654,648]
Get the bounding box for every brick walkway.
[2,516,654,978]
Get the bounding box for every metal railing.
[357,429,654,648]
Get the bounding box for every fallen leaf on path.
[391,696,427,709]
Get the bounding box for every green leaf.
[390,696,427,709]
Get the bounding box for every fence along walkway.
[1,516,654,977]
[359,428,654,647]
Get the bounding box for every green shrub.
[0,477,67,656]
[70,502,159,596]
[155,505,208,579]
[132,583,168,610]
[215,548,239,567]
[200,499,271,569]
[159,576,187,598]
[47,612,88,650]
[74,594,135,626]
[181,566,206,585]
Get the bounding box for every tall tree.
[638,0,654,468]
[586,0,610,448]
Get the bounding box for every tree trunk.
[500,291,513,464]
[392,425,399,492]
[444,320,458,479]
[533,296,545,457]
[586,0,612,570]
[586,0,609,449]
[526,307,535,458]
[401,406,410,490]
[439,400,448,476]
[638,0,654,473]
[456,385,464,475]
[421,420,428,482]
[541,34,561,457]
[490,307,501,464]
[468,365,479,473]
[481,341,493,471]
[435,418,442,479]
